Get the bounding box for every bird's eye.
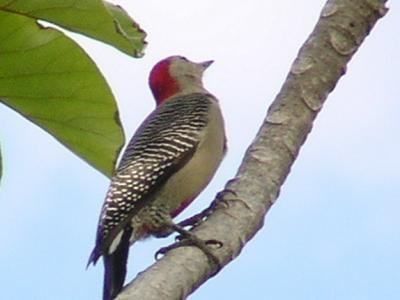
[179,56,188,61]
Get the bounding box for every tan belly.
[153,100,226,215]
[129,99,226,242]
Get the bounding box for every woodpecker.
[87,56,226,300]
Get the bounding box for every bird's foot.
[177,205,216,228]
[155,223,223,276]
[177,188,237,229]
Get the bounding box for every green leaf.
[0,0,146,57]
[0,11,125,177]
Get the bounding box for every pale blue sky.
[1,1,399,299]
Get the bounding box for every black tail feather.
[103,226,133,300]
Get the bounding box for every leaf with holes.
[0,11,125,178]
[0,0,146,57]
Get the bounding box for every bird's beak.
[199,60,214,69]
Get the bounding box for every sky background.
[1,0,399,299]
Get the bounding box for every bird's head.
[149,55,213,105]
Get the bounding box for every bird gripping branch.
[87,55,226,300]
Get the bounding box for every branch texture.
[117,0,388,299]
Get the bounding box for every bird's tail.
[103,226,133,300]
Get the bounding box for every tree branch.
[116,0,388,299]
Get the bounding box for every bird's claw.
[177,188,237,229]
[205,239,223,248]
[155,237,223,276]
